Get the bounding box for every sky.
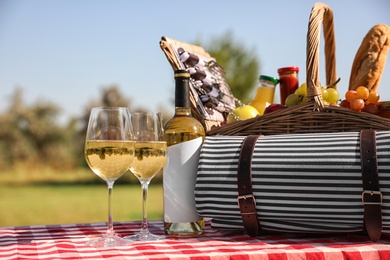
[0,0,389,124]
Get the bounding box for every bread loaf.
[349,24,390,91]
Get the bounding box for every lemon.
[227,105,259,123]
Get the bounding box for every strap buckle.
[362,190,382,205]
[237,194,256,215]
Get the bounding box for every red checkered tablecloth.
[1,220,390,259]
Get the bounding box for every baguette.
[349,24,390,91]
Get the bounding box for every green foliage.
[0,86,136,170]
[0,88,77,169]
[196,31,260,104]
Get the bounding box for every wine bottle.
[163,69,206,236]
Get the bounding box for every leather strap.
[360,130,382,242]
[237,135,261,237]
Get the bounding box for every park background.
[0,0,390,227]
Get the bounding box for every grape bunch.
[285,83,340,107]
[340,86,380,114]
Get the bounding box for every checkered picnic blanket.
[1,220,390,259]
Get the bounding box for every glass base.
[86,234,130,247]
[124,231,164,242]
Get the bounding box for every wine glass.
[124,112,167,241]
[84,107,134,247]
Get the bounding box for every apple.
[227,105,259,123]
[264,104,286,114]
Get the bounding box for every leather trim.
[237,135,261,237]
[360,130,382,242]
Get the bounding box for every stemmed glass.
[124,112,167,241]
[84,107,134,247]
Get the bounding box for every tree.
[78,85,132,136]
[196,31,260,104]
[0,88,77,169]
[0,85,164,172]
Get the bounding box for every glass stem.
[107,181,115,236]
[140,180,150,234]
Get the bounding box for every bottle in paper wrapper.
[163,70,206,236]
[164,139,203,221]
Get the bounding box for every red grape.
[367,91,380,104]
[356,86,369,100]
[345,90,358,103]
[350,98,365,111]
[363,103,379,114]
[340,100,350,108]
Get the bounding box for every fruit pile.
[225,82,385,124]
[340,86,380,114]
[285,83,339,107]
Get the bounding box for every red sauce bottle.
[278,66,299,105]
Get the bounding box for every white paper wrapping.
[164,137,203,223]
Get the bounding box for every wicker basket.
[207,2,390,136]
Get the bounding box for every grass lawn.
[0,167,163,227]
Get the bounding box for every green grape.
[299,83,307,96]
[321,87,328,101]
[295,88,303,96]
[285,94,301,107]
[327,88,339,103]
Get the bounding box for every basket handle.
[306,2,337,107]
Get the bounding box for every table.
[1,220,390,260]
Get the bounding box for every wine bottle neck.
[174,107,192,116]
[175,77,190,108]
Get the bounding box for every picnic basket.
[206,2,390,136]
[159,2,390,242]
[191,2,390,242]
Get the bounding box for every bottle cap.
[259,75,279,84]
[277,66,299,74]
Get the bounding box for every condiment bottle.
[248,75,279,115]
[278,66,299,105]
[163,69,206,236]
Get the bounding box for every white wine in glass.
[124,112,167,242]
[84,107,134,247]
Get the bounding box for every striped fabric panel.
[195,131,390,234]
